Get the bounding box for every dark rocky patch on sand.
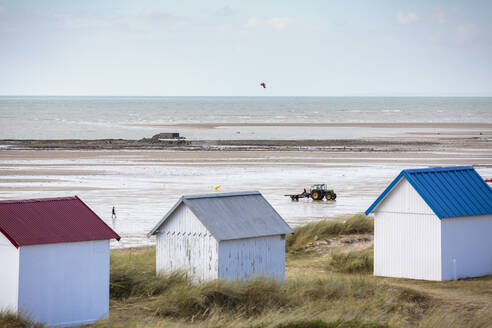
[1,133,490,153]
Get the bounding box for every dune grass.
[99,216,492,327]
[329,247,374,274]
[5,216,492,328]
[286,214,373,252]
[275,320,389,328]
[107,247,384,321]
[0,312,44,328]
[152,278,290,319]
[100,246,441,327]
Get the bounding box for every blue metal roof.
[365,166,492,219]
[148,191,293,240]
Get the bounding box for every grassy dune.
[0,312,44,328]
[329,247,374,274]
[286,214,373,252]
[3,215,492,328]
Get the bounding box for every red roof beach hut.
[0,196,120,326]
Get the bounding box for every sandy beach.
[1,131,491,248]
[1,111,491,249]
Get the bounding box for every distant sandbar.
[123,122,492,130]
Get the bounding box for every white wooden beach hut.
[148,191,293,281]
[0,196,120,326]
[365,166,492,281]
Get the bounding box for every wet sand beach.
[1,132,491,248]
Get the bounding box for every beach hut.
[0,196,120,326]
[148,191,293,281]
[366,166,492,281]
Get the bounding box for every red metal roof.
[0,196,120,248]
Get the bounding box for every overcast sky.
[1,0,491,96]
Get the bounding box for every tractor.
[310,184,336,200]
[285,184,336,201]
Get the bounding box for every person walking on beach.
[112,206,117,219]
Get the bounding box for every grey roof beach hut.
[148,191,293,281]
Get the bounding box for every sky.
[0,0,491,96]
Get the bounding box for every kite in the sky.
[260,82,266,88]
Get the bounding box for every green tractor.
[285,184,337,201]
[310,184,336,201]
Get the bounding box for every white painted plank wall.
[376,178,434,215]
[18,240,110,327]
[0,232,19,312]
[441,215,492,280]
[375,212,441,280]
[374,179,441,280]
[156,204,219,281]
[218,235,285,280]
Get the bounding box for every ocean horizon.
[1,96,491,140]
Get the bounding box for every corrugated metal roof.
[0,196,120,248]
[365,166,492,219]
[148,191,293,241]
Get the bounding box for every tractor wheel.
[311,191,322,200]
[326,192,336,200]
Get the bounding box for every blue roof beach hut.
[366,166,492,280]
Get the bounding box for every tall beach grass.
[286,214,373,251]
[0,312,44,328]
[5,215,492,328]
[328,247,374,274]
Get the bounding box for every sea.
[1,96,491,140]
